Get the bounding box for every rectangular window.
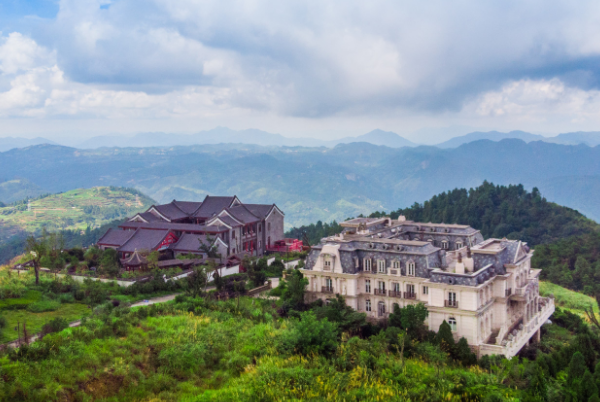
[326,278,333,289]
[377,260,386,273]
[378,281,385,291]
[232,231,235,239]
[366,300,371,312]
[365,279,371,293]
[423,286,429,295]
[407,262,416,276]
[406,284,415,294]
[393,283,400,292]
[449,292,457,303]
[364,258,372,271]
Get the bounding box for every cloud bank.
[2,0,600,138]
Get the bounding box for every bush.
[280,311,338,357]
[40,317,69,338]
[59,293,75,303]
[27,300,61,313]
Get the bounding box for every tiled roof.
[172,201,203,215]
[118,229,171,253]
[97,228,136,247]
[136,212,164,222]
[121,249,147,266]
[211,215,242,228]
[244,204,274,218]
[154,203,189,221]
[119,221,228,233]
[227,205,260,223]
[193,196,236,218]
[169,233,212,252]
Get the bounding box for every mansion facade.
[300,216,554,358]
[97,195,285,267]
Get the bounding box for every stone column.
[534,328,541,343]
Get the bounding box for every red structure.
[266,238,303,253]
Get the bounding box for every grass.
[0,302,90,343]
[0,186,153,233]
[540,281,598,315]
[0,289,41,310]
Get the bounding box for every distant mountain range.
[2,128,599,151]
[0,137,59,152]
[73,127,417,149]
[1,139,599,228]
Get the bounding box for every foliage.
[279,269,308,314]
[313,294,367,336]
[26,299,61,313]
[373,182,598,246]
[186,266,208,298]
[286,220,343,245]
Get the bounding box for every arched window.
[455,241,463,249]
[449,317,457,332]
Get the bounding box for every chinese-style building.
[97,195,286,267]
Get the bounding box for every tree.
[567,352,587,389]
[581,370,598,402]
[26,233,49,285]
[186,266,207,298]
[146,250,160,271]
[281,269,308,311]
[399,303,429,335]
[199,235,222,262]
[528,363,548,401]
[314,294,367,335]
[436,320,456,356]
[456,337,477,366]
[289,311,338,357]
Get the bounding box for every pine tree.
[568,352,587,388]
[581,370,598,402]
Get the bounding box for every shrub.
[281,311,338,357]
[59,293,75,303]
[40,317,69,338]
[27,300,61,313]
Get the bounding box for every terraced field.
[0,187,154,233]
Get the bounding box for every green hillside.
[0,186,154,234]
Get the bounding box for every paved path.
[4,293,181,349]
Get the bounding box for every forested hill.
[370,182,598,246]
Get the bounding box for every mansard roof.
[119,221,228,233]
[118,229,173,253]
[97,228,136,247]
[193,195,239,219]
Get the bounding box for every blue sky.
[1,0,600,143]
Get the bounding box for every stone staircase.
[486,329,500,345]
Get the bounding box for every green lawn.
[540,281,598,315]
[1,303,90,343]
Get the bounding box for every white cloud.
[4,0,600,137]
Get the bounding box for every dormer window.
[455,241,463,250]
[377,260,386,273]
[364,258,372,272]
[393,260,400,269]
[407,261,416,276]
[441,240,449,250]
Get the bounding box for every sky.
[1,0,600,143]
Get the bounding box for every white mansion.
[300,216,554,357]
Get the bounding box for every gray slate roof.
[172,201,203,215]
[227,205,260,223]
[244,204,274,218]
[154,203,189,221]
[119,221,228,233]
[97,228,136,247]
[194,196,237,218]
[118,229,171,253]
[169,233,212,252]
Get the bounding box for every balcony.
[390,269,398,275]
[389,290,402,297]
[445,300,459,308]
[404,292,417,300]
[374,289,387,296]
[321,286,334,293]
